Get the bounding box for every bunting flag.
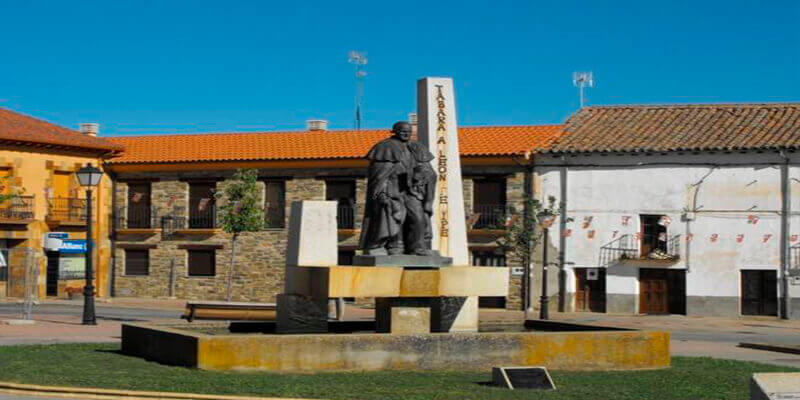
[747,215,759,225]
[167,195,177,207]
[621,215,631,226]
[710,234,719,243]
[763,234,772,243]
[131,192,143,203]
[587,230,596,239]
[582,216,593,229]
[685,233,694,242]
[611,230,619,238]
[736,234,744,243]
[791,234,798,243]
[562,229,572,237]
[658,216,671,227]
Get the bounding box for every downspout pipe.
[557,155,568,312]
[779,151,791,320]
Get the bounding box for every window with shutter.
[124,249,149,276]
[188,250,216,276]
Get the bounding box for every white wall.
[536,151,800,317]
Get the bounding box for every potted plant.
[65,286,83,300]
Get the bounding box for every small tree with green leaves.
[215,169,264,301]
[494,195,563,310]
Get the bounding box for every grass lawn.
[0,343,796,400]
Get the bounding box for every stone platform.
[352,253,452,267]
[121,322,671,372]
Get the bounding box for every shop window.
[124,249,149,276]
[188,249,216,276]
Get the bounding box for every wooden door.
[575,268,606,312]
[640,269,669,314]
[741,270,778,316]
[473,179,506,229]
[46,252,59,296]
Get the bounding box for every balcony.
[0,195,35,224]
[469,204,513,230]
[161,205,218,235]
[116,205,159,231]
[46,197,87,226]
[337,204,358,230]
[600,233,681,266]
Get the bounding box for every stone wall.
[113,170,529,306]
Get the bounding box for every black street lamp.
[537,209,555,320]
[76,163,103,326]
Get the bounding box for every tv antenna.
[348,50,368,130]
[572,71,594,108]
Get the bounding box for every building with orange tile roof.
[0,108,122,300]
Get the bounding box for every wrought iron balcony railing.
[46,197,87,223]
[599,233,681,266]
[0,195,35,222]
[160,205,218,233]
[116,205,159,229]
[337,204,358,229]
[469,204,513,229]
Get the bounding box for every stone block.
[376,297,468,333]
[751,373,800,400]
[276,293,328,334]
[285,201,337,267]
[390,307,430,334]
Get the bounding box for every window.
[189,182,216,228]
[640,215,668,258]
[188,249,216,276]
[472,178,507,229]
[127,182,152,228]
[264,180,286,228]
[472,250,506,266]
[325,180,357,229]
[124,249,149,276]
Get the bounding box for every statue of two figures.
[359,121,438,257]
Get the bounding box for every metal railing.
[0,195,35,221]
[337,204,358,229]
[160,205,218,232]
[790,243,800,270]
[46,197,87,223]
[116,205,159,229]
[599,234,638,267]
[599,233,681,266]
[470,204,513,229]
[264,206,285,229]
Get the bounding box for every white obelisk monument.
[417,77,470,266]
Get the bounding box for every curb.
[0,382,319,400]
[739,342,800,356]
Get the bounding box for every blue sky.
[1,1,797,136]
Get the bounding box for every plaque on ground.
[492,366,555,390]
[751,373,800,400]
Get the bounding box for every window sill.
[117,228,162,235]
[174,228,222,235]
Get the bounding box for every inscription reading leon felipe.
[435,84,450,254]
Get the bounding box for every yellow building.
[0,108,122,299]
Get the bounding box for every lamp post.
[537,210,555,320]
[76,164,103,326]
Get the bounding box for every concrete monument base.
[121,322,670,372]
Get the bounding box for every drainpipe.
[557,155,568,312]
[779,151,791,320]
[522,154,534,313]
[109,171,117,297]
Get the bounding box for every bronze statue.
[359,121,436,256]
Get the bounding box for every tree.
[493,195,564,311]
[215,169,264,301]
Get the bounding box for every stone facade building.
[105,124,564,310]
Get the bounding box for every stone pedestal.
[376,297,469,333]
[276,294,328,334]
[285,201,338,267]
[353,253,452,267]
[390,307,431,334]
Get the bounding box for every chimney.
[79,123,99,137]
[408,112,418,141]
[306,119,328,131]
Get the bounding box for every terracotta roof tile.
[550,103,800,153]
[0,108,124,155]
[107,125,564,164]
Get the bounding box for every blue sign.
[59,239,87,254]
[47,232,69,239]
